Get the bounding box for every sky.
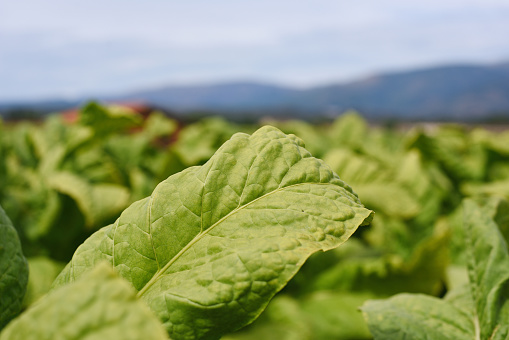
[1,0,508,101]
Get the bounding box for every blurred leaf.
[448,196,509,265]
[362,294,473,339]
[265,119,330,157]
[355,183,421,219]
[172,117,240,165]
[22,257,66,307]
[410,125,488,182]
[463,199,509,339]
[328,111,368,150]
[227,292,373,340]
[0,204,28,329]
[462,179,509,199]
[361,199,509,339]
[142,112,177,139]
[323,148,391,185]
[309,223,448,296]
[46,171,129,228]
[79,102,142,136]
[0,263,169,340]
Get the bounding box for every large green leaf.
[0,205,28,329]
[361,199,509,339]
[53,126,373,339]
[0,263,169,340]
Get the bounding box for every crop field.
[1,103,509,339]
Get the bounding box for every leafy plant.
[361,199,509,339]
[4,108,509,339]
[0,103,183,261]
[2,126,372,339]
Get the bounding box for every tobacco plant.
[362,199,509,339]
[0,126,373,339]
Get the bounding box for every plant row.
[1,104,508,339]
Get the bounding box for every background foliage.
[1,104,509,339]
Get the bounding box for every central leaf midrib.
[136,181,328,297]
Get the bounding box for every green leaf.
[449,197,509,265]
[444,282,475,317]
[354,183,421,219]
[463,199,509,339]
[477,197,509,244]
[172,117,241,166]
[142,111,178,139]
[0,204,28,329]
[46,171,130,228]
[410,126,488,182]
[1,263,169,340]
[79,102,142,136]
[296,291,373,339]
[226,291,373,340]
[294,223,449,297]
[53,126,373,339]
[224,295,312,340]
[362,294,473,339]
[361,199,509,339]
[328,111,368,150]
[475,128,509,156]
[323,148,434,220]
[266,119,330,157]
[462,179,509,199]
[323,148,390,186]
[22,257,66,307]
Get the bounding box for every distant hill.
[301,62,509,120]
[115,82,297,110]
[113,61,509,121]
[2,61,509,122]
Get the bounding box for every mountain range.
[2,61,509,122]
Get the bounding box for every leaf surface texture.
[54,126,373,339]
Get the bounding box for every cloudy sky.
[1,0,508,101]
